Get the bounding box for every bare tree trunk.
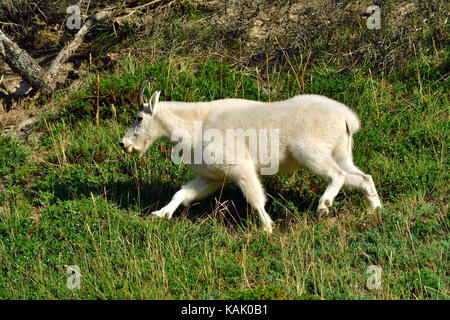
[0,30,50,92]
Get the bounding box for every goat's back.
[204,94,359,139]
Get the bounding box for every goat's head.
[119,80,161,156]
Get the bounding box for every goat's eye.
[137,116,143,122]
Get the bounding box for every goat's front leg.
[149,177,221,219]
[232,165,275,233]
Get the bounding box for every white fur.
[120,92,381,233]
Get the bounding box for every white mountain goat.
[119,81,381,233]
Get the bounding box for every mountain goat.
[119,81,381,233]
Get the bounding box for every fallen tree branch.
[43,10,114,91]
[0,30,51,92]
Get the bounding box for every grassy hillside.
[0,0,448,299]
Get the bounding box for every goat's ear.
[144,90,161,115]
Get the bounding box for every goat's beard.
[138,139,153,157]
[122,145,143,156]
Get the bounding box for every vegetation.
[0,0,448,299]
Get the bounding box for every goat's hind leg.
[149,177,221,219]
[332,138,381,211]
[341,169,382,212]
[291,148,346,216]
[315,160,346,216]
[334,156,381,211]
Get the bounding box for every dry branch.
[43,10,114,91]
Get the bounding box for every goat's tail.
[345,109,360,158]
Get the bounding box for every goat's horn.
[138,80,149,109]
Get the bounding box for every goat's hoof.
[149,210,169,219]
[263,226,273,234]
[370,205,382,214]
[148,213,160,219]
[317,207,329,218]
[263,221,275,234]
[369,196,382,213]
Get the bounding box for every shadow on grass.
[43,172,320,232]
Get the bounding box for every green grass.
[0,49,448,299]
